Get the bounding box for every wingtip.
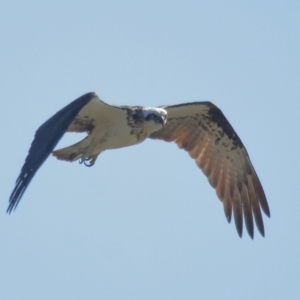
[236,226,243,238]
[6,202,16,214]
[245,225,254,239]
[7,194,20,213]
[264,207,271,218]
[238,228,256,239]
[257,225,265,238]
[260,229,265,238]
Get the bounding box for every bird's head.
[128,107,167,136]
[143,107,167,125]
[141,107,167,133]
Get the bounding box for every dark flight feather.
[150,101,270,238]
[7,92,96,213]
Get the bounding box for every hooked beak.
[159,114,167,126]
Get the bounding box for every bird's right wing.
[8,92,122,213]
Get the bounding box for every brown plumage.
[149,102,270,238]
[8,93,269,238]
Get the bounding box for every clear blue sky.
[1,1,299,299]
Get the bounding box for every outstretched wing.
[149,102,270,238]
[8,92,116,213]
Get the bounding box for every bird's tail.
[52,141,99,167]
[52,141,83,162]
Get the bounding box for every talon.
[84,160,93,167]
[83,154,99,167]
[78,152,88,164]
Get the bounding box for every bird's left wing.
[149,102,270,238]
[8,92,117,213]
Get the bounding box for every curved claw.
[79,154,99,167]
[84,160,94,167]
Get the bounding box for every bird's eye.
[145,113,159,122]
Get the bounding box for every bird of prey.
[8,92,270,238]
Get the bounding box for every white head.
[128,106,167,137]
[142,107,167,126]
[141,107,167,134]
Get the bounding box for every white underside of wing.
[66,96,140,156]
[162,102,210,119]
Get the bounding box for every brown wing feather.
[149,102,270,238]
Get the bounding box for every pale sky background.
[1,1,299,299]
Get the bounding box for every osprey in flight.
[8,92,270,238]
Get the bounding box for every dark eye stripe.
[146,113,156,121]
[132,114,139,120]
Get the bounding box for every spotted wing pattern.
[149,102,270,238]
